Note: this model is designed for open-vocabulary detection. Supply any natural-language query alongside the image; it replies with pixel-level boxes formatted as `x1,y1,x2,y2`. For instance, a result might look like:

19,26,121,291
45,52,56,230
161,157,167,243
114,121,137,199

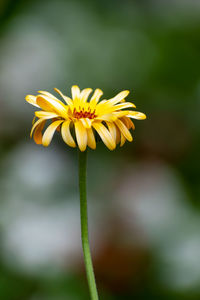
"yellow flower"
25,85,146,151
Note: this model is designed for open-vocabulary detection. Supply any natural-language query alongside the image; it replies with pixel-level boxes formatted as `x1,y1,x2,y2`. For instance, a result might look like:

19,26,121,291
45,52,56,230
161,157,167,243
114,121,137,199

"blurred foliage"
0,0,200,299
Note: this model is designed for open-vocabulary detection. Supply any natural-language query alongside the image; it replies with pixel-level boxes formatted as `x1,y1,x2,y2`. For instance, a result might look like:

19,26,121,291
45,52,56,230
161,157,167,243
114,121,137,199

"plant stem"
78,150,99,300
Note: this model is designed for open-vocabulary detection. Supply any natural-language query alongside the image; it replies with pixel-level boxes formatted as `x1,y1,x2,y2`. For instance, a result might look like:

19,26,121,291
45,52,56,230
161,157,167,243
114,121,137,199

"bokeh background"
0,0,200,299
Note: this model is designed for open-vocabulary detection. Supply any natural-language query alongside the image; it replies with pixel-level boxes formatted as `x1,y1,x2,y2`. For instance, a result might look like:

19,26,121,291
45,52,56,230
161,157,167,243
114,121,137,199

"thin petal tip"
140,113,147,120
79,147,87,152
72,84,80,89
122,90,130,98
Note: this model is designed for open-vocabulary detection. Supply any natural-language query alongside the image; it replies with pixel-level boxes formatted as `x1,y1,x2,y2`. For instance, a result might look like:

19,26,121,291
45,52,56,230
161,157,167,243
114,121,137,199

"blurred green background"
0,0,200,299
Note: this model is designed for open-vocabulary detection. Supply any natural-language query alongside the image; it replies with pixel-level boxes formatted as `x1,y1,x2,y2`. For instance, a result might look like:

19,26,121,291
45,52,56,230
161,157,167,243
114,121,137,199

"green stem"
78,150,99,300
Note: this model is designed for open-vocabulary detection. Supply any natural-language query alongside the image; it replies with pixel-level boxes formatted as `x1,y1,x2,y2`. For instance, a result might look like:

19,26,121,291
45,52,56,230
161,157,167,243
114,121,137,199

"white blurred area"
115,160,200,291
0,142,102,277
0,14,63,129
0,143,81,275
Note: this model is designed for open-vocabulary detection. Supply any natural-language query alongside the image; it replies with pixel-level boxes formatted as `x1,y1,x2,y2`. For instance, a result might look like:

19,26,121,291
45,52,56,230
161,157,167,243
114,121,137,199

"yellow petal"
30,118,46,137
125,111,146,120
32,116,36,125
90,89,103,106
87,128,96,149
97,102,136,115
25,95,39,107
128,118,135,129
92,122,116,150
38,91,59,100
75,120,87,151
108,90,129,105
96,114,117,122
36,96,68,118
42,120,63,147
121,117,135,130
116,127,121,144
61,120,76,147
95,100,109,112
80,118,92,128
97,100,107,105
115,119,133,142
33,120,45,144
112,102,136,111
35,111,59,119
80,88,93,103
106,121,117,142
54,88,73,107
120,133,126,147
120,116,129,128
112,111,128,118
71,85,80,100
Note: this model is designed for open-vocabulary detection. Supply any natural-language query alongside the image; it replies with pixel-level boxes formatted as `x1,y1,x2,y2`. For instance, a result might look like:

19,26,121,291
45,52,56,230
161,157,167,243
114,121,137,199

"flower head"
25,85,146,151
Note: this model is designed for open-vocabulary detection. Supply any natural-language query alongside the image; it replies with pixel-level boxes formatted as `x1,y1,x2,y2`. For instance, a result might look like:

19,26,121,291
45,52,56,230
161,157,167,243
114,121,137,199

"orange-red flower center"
73,107,97,119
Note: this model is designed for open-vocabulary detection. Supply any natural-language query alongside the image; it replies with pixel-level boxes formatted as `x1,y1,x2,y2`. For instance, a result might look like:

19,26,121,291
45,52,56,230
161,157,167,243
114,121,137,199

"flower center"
73,107,97,119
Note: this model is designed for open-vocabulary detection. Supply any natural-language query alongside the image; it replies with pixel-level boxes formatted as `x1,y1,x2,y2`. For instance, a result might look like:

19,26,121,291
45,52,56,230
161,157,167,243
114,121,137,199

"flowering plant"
26,85,146,299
